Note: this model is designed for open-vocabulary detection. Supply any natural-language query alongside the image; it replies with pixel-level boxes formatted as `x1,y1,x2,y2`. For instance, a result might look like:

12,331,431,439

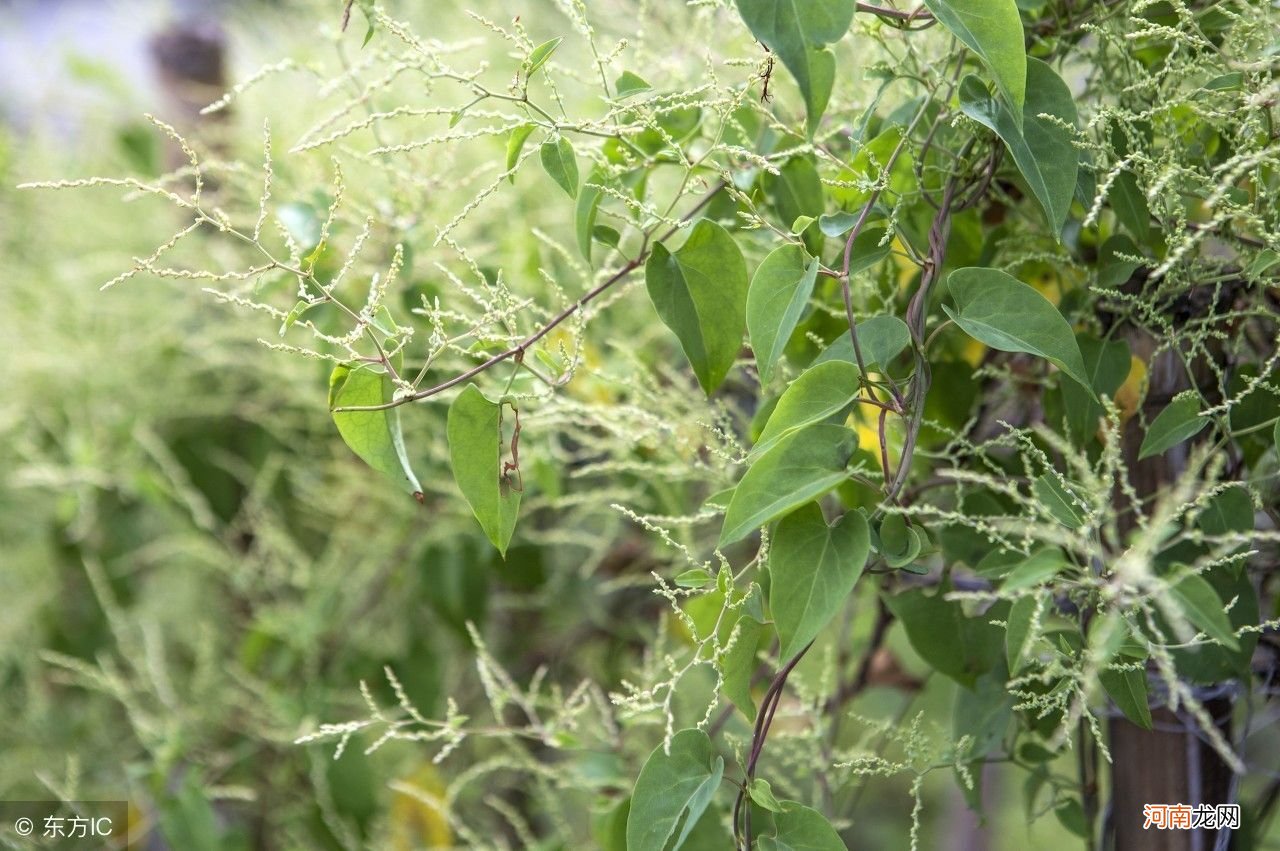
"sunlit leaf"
748,779,783,813
924,0,1026,118
814,313,911,373
615,70,652,98
525,37,562,77
446,385,521,556
576,169,604,264
752,360,860,458
329,363,423,499
757,801,846,850
505,124,535,181
720,615,766,720
540,137,579,198
720,424,857,547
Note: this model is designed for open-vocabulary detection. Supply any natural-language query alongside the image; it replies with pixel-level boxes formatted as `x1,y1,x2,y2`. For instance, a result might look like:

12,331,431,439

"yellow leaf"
1114,355,1148,422
390,765,452,850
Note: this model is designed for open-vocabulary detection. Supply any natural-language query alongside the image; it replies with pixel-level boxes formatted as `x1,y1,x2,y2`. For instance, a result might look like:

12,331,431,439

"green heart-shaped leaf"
627,729,724,851
645,220,749,394
770,502,870,658
733,0,854,134
329,362,423,498
958,58,1077,234
747,244,819,386
924,0,1027,118
757,801,846,850
814,313,911,373
942,266,1092,394
446,385,521,556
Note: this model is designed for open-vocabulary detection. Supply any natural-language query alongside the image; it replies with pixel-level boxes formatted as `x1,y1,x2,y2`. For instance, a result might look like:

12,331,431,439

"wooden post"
148,16,231,170
1106,335,1236,851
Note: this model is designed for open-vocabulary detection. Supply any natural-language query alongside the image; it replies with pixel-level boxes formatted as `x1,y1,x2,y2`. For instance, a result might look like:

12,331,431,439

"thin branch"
856,2,935,26
334,183,726,412
733,642,813,849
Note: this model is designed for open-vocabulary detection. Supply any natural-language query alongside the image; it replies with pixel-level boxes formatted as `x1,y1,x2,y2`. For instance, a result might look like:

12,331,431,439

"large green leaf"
446,385,521,556
747,244,820,386
575,170,604,264
627,729,725,851
757,801,846,850
924,0,1026,118
752,360,860,458
505,123,535,181
329,363,423,498
953,669,1014,757
540,137,579,198
942,267,1092,393
645,220,749,394
1138,395,1208,460
1032,475,1085,529
720,615,767,720
720,423,857,547
1005,594,1038,673
770,502,870,658
885,585,1005,687
814,314,911,372
1100,663,1152,730
958,58,1077,234
734,0,855,134
1168,571,1239,651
